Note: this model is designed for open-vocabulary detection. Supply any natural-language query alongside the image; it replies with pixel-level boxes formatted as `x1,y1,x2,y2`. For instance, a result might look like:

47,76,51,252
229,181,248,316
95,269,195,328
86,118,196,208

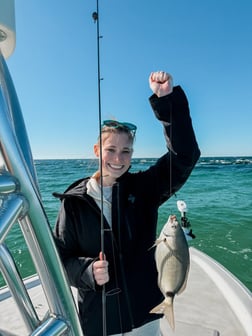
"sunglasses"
102,120,137,134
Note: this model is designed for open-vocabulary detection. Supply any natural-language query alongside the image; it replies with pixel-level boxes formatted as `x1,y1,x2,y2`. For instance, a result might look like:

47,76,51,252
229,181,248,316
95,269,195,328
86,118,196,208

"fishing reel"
177,200,196,241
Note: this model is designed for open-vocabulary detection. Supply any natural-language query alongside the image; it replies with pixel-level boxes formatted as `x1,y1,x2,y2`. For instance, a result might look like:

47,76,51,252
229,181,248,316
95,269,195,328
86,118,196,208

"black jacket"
53,86,200,335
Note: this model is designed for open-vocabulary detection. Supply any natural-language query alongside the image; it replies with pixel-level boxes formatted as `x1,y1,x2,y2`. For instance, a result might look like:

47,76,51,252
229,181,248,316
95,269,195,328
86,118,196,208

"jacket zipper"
114,182,135,329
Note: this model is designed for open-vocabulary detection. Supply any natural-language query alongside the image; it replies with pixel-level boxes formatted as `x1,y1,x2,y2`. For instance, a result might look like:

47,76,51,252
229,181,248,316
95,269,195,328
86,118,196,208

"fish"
150,215,190,330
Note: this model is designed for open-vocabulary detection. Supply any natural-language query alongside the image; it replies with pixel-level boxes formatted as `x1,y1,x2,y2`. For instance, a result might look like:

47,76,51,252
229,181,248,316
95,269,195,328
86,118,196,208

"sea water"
1,157,252,291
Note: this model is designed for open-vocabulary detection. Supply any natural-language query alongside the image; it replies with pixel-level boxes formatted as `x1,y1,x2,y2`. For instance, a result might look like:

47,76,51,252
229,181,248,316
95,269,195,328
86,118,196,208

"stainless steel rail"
0,51,83,335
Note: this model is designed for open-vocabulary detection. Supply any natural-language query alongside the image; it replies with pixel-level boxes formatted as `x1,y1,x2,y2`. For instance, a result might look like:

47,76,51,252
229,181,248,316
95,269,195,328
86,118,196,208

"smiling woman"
52,70,200,335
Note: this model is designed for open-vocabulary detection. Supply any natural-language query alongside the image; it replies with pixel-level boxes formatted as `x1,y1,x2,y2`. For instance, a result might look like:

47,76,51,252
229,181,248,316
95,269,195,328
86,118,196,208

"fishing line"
169,97,172,197
92,1,107,335
168,86,174,208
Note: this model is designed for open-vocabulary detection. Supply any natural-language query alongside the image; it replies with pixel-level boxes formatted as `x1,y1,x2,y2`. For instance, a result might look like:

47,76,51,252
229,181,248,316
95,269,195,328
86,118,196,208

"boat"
1,246,252,336
0,1,251,335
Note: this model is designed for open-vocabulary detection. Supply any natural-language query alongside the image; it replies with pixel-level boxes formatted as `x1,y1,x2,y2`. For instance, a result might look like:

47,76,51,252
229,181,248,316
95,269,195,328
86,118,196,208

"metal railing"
0,51,83,335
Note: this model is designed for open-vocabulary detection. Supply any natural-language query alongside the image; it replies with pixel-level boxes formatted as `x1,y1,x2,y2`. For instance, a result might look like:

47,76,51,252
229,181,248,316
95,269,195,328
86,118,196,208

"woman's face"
94,132,133,185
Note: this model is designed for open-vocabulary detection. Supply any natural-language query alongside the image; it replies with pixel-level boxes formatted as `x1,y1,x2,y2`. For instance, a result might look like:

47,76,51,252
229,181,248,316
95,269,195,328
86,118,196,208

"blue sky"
5,0,252,159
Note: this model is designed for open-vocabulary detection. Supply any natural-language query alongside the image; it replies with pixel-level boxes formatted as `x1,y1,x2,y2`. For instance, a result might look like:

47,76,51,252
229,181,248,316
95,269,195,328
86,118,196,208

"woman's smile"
107,163,125,170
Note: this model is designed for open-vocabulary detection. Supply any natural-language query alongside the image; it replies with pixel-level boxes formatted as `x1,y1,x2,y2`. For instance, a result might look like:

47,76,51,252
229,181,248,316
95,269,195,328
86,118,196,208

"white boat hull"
1,247,251,336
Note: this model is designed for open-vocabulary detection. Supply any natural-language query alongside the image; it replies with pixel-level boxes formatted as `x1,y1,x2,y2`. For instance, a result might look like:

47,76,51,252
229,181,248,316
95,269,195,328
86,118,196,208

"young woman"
53,71,200,335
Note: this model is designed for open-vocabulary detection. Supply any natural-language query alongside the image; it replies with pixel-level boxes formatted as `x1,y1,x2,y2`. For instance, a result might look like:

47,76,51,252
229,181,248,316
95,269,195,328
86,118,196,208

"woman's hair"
98,125,136,144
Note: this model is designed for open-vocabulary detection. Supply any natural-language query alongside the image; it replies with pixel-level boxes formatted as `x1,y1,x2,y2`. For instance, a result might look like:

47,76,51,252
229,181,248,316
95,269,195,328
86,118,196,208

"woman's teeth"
108,164,123,170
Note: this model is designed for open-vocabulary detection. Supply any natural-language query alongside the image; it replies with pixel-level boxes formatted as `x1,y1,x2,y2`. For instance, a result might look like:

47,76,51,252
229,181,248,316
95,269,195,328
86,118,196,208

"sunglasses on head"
102,120,137,134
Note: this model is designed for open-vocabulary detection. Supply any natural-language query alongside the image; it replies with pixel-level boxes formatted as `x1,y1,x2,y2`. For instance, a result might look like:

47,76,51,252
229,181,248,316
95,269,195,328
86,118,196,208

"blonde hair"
97,126,135,145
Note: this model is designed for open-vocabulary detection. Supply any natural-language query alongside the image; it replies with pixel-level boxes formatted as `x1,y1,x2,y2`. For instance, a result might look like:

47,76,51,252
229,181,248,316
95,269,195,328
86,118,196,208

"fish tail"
164,302,175,331
150,298,175,330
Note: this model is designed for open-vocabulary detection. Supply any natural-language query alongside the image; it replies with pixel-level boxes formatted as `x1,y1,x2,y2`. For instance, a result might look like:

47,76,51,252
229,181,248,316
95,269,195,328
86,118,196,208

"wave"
197,156,252,167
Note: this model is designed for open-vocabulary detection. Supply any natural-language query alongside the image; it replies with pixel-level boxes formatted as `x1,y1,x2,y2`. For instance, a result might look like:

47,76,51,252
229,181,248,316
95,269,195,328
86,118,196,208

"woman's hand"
93,252,109,286
149,71,173,97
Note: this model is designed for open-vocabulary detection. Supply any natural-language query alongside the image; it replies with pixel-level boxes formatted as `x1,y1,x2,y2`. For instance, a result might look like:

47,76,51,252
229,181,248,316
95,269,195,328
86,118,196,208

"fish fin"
177,277,188,295
148,238,163,250
150,298,175,330
155,238,164,245
148,242,156,250
177,264,190,295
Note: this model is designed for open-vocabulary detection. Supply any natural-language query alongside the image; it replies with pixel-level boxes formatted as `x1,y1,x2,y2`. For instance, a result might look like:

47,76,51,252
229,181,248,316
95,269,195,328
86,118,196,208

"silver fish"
150,215,190,330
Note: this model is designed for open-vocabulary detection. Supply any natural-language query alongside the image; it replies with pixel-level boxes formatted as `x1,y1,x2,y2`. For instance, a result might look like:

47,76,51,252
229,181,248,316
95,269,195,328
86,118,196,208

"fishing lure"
177,200,196,241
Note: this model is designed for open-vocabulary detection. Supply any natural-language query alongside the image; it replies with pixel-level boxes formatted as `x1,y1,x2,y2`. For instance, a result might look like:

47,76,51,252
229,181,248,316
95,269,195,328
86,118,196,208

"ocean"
1,156,252,292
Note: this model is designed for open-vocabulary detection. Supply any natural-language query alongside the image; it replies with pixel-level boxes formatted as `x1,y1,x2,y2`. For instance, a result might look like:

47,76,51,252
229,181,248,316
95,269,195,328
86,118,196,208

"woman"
53,71,200,335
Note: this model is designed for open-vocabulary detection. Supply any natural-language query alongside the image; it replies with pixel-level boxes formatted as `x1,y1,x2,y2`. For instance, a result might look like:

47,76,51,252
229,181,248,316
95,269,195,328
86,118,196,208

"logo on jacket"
128,194,135,203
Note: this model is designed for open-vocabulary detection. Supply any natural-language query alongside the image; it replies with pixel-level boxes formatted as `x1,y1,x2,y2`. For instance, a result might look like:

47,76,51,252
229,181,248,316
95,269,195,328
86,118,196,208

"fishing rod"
92,1,107,335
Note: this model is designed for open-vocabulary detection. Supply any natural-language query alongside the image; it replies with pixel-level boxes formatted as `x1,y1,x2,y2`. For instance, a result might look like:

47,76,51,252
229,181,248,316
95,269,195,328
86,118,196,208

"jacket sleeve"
148,85,200,204
53,198,97,291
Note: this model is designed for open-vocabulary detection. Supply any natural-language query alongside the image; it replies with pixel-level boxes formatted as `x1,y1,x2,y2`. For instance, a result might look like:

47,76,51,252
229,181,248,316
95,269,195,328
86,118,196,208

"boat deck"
0,248,251,336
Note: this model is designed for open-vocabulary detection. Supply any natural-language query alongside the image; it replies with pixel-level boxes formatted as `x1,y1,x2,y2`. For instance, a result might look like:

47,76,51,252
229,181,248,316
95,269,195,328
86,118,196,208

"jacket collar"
53,168,131,200
52,177,89,200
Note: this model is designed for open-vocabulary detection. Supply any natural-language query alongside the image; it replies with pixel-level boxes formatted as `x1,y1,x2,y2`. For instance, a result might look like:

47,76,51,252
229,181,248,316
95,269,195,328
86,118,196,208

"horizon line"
33,155,252,160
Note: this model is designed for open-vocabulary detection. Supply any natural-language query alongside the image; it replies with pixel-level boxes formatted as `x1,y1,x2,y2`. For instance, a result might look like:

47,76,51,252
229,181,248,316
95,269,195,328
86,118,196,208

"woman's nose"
113,152,123,163
114,154,121,162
